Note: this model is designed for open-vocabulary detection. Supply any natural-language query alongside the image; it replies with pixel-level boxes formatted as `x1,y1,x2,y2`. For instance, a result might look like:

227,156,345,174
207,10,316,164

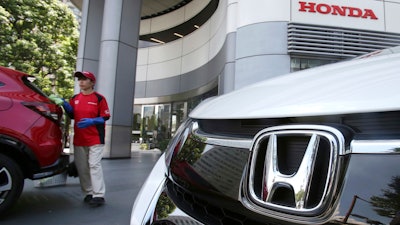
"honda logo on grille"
243,125,344,216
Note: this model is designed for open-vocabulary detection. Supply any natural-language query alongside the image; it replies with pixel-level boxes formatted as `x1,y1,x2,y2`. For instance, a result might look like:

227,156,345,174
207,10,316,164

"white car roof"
190,46,400,119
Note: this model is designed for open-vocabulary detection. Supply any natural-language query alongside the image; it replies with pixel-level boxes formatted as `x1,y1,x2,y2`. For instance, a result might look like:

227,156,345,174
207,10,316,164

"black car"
131,46,400,225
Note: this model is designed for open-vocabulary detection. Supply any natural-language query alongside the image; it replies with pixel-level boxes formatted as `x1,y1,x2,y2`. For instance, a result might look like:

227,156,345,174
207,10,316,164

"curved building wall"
139,0,212,36
235,21,291,89
233,1,291,89
135,0,235,104
136,0,400,104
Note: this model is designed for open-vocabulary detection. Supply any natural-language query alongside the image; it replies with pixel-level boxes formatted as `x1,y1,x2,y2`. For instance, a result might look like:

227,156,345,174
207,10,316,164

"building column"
233,0,290,90
75,0,104,80
76,0,142,158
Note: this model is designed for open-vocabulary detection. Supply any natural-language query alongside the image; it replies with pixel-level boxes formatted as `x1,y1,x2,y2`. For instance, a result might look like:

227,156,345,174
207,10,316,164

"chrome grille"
167,181,280,225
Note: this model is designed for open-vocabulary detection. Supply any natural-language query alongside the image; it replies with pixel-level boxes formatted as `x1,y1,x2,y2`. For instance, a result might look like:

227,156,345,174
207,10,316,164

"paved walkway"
0,147,162,225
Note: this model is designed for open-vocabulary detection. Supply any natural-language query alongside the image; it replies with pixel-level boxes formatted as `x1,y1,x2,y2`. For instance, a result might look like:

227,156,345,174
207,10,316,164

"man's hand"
77,117,105,129
49,94,64,106
49,94,73,116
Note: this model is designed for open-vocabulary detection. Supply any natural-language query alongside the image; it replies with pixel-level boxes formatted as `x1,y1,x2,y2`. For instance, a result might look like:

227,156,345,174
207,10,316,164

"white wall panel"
135,65,148,82
209,19,227,60
226,0,238,34
237,0,290,28
148,40,183,64
182,21,211,55
235,55,290,90
210,0,226,35
147,58,182,80
139,19,151,35
185,0,211,21
181,43,210,74
385,2,400,33
151,9,185,32
137,48,148,65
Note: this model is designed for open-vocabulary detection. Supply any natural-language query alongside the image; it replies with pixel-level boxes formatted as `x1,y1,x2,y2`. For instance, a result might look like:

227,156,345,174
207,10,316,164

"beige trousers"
74,145,106,198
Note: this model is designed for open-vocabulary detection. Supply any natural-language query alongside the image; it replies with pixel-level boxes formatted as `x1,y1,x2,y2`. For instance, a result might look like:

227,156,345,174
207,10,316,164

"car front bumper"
130,153,203,225
131,119,400,225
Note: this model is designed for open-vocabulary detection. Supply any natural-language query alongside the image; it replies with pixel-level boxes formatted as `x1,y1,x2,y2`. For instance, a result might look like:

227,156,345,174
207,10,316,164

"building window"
291,57,337,72
132,86,218,150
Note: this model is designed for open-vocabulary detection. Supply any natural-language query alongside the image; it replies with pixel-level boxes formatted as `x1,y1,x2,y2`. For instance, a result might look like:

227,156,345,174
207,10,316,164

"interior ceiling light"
150,37,165,44
174,32,184,38
139,1,218,44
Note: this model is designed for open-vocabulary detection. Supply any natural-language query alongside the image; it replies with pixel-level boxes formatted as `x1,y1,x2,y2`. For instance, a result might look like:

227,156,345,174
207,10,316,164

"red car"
0,66,69,215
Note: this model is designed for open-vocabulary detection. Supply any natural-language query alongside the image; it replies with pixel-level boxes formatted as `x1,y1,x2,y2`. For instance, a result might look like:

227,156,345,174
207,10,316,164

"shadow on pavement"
0,150,161,225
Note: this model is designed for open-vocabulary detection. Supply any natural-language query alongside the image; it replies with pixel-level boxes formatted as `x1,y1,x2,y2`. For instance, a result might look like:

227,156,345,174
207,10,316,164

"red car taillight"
22,102,61,124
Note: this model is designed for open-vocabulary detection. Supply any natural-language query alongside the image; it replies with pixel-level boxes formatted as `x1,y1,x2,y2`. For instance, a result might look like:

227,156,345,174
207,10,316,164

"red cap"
74,71,96,83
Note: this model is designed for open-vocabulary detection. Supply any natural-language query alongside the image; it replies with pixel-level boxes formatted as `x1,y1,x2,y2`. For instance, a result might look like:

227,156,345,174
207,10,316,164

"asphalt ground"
0,149,162,225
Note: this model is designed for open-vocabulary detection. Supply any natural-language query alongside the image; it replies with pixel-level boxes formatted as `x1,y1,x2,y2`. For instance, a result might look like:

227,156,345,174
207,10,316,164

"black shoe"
89,197,105,206
84,195,93,203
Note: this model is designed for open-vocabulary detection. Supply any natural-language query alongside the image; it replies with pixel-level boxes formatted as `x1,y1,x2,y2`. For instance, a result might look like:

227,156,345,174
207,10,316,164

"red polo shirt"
70,92,111,146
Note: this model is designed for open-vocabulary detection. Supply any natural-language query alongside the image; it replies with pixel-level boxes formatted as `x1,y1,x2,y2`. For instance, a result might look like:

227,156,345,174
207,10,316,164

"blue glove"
77,117,105,129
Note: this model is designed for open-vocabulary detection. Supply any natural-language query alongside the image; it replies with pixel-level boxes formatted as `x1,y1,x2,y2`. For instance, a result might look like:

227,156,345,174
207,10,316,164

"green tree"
0,0,79,98
155,193,176,219
371,176,400,219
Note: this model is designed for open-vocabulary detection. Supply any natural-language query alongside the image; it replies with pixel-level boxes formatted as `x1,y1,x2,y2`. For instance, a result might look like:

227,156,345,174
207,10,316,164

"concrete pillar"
75,0,104,79
99,0,141,158
76,0,142,158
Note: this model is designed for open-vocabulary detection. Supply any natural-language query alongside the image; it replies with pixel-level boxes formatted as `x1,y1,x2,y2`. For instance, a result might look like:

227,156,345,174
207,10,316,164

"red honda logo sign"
299,1,378,20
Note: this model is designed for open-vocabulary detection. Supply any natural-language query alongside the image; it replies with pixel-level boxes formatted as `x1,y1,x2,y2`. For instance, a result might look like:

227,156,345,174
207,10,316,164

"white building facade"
74,0,400,157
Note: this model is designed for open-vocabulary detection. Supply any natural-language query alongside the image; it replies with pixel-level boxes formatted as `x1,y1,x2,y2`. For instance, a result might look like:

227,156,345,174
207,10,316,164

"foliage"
175,134,205,165
156,138,170,152
155,193,176,219
371,176,400,219
0,0,79,98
